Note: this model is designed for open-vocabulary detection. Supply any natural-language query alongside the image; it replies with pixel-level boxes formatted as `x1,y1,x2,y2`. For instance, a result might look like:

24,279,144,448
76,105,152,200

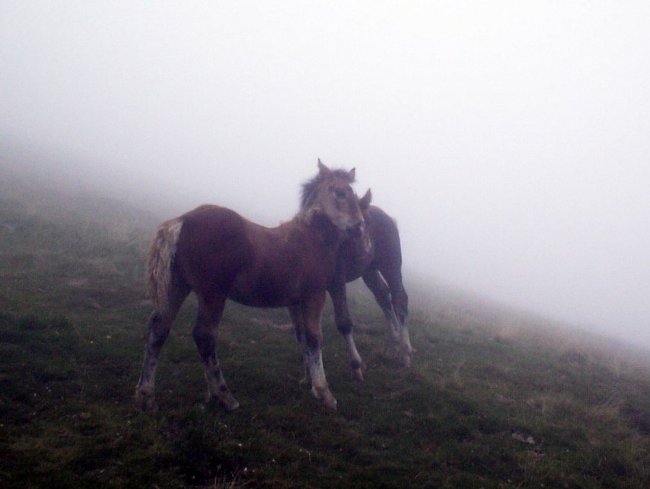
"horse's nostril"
348,223,363,239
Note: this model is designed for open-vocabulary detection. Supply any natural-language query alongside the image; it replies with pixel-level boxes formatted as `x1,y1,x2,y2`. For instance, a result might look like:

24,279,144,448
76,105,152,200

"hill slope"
1,176,650,488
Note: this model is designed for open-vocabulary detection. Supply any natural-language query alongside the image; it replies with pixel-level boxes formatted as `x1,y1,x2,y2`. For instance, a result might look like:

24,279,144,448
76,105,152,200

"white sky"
2,1,649,346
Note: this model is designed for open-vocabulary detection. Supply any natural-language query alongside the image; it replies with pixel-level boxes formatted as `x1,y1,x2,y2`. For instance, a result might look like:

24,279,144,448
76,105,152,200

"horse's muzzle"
347,222,365,239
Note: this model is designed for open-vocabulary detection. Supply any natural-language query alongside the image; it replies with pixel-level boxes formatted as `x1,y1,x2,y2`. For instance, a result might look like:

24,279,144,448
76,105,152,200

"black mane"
300,169,355,209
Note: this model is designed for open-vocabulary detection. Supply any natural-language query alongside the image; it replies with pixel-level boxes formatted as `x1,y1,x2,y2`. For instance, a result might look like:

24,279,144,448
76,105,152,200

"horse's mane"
300,169,355,209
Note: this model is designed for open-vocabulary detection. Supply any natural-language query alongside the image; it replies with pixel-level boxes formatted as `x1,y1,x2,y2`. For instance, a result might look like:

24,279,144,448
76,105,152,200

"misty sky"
2,1,649,346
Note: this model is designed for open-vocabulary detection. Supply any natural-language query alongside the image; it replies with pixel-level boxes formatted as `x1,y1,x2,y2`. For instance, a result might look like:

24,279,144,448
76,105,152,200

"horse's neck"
282,211,343,252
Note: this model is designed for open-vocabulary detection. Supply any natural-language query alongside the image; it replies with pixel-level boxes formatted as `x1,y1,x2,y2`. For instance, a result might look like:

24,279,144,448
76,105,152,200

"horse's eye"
334,188,347,199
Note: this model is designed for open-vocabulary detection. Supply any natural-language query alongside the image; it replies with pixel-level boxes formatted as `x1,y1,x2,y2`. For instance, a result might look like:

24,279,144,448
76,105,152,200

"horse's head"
301,159,371,240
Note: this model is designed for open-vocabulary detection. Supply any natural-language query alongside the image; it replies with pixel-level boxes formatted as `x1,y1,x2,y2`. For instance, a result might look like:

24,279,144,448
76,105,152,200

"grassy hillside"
1,174,650,488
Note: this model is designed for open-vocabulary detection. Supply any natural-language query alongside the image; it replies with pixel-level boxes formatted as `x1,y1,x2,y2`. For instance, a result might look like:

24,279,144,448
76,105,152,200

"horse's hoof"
135,390,158,412
312,386,337,410
352,368,365,383
325,397,338,410
210,391,240,412
223,398,240,411
401,352,412,368
403,342,416,356
322,393,338,411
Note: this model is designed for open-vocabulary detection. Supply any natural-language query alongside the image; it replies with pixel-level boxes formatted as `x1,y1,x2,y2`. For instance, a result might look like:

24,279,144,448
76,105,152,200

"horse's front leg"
328,278,364,382
288,305,309,385
302,292,337,410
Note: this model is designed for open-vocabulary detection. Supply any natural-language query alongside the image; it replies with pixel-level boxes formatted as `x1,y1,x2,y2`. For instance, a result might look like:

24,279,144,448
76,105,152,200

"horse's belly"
228,289,289,308
229,272,299,308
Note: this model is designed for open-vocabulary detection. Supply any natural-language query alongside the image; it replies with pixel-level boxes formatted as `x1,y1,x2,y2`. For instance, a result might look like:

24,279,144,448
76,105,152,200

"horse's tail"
146,218,183,314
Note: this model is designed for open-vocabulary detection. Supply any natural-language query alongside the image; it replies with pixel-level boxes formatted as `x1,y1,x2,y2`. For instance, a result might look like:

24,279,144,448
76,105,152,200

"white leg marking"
401,323,414,355
385,311,401,344
307,348,337,410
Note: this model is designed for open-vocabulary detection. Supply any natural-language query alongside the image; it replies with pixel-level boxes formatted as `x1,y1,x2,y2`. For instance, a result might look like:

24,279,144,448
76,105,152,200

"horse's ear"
348,167,356,181
359,188,372,210
318,159,331,175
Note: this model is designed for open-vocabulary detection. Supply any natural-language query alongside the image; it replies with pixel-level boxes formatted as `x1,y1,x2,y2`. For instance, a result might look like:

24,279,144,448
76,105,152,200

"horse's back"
173,205,329,307
179,205,249,247
175,205,253,295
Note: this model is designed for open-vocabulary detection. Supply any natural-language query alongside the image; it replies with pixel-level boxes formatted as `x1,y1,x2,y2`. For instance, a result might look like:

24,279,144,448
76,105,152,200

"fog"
2,2,649,347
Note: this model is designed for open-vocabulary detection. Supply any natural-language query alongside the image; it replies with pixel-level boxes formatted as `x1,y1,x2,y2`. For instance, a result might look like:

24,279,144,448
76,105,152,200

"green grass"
1,180,650,488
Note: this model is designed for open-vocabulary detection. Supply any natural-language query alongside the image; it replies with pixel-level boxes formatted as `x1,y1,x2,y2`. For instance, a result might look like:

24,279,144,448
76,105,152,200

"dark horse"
135,161,371,411
325,201,414,381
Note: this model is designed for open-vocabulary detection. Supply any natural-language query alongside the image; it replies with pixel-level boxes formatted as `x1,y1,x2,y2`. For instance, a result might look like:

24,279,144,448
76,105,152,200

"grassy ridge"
1,181,650,488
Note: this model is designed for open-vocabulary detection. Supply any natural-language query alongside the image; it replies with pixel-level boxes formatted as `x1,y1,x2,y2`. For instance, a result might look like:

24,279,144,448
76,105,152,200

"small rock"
512,432,536,445
495,394,513,404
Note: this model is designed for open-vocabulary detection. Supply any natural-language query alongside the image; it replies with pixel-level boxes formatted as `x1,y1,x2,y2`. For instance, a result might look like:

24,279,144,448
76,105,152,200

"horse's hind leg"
362,268,401,344
392,285,413,358
381,266,414,359
362,268,412,367
135,280,190,411
193,295,239,411
328,280,364,382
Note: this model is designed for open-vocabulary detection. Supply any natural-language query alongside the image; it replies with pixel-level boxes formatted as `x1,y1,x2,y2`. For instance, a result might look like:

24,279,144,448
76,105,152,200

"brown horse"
135,161,371,411
326,203,414,381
